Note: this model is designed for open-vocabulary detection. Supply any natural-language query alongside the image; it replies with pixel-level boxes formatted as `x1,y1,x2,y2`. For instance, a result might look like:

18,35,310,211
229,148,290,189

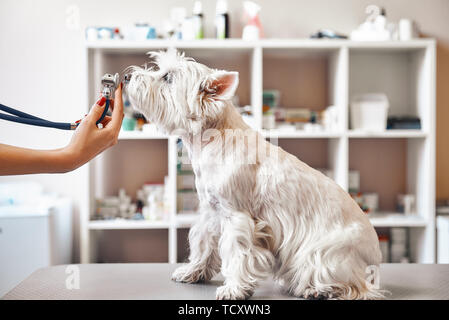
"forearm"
0,143,74,175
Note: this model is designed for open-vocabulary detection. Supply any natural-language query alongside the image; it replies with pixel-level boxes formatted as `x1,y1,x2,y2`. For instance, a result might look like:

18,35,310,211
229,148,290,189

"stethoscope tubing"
0,99,111,131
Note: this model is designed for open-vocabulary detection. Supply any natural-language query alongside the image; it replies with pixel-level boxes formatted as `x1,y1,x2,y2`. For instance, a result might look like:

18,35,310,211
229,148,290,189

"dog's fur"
127,49,384,300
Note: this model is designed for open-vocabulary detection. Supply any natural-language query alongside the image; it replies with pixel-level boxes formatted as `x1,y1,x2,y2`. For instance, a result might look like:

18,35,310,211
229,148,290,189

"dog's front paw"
171,264,205,283
216,285,252,300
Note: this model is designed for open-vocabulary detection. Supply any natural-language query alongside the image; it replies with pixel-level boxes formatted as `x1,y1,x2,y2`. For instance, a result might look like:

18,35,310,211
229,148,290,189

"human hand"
62,83,124,171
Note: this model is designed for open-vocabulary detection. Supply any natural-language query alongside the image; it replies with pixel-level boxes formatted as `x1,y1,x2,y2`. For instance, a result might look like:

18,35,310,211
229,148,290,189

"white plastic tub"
350,94,389,131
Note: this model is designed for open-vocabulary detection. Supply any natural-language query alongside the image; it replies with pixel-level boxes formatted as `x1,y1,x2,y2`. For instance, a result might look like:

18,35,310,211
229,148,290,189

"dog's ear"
200,71,239,101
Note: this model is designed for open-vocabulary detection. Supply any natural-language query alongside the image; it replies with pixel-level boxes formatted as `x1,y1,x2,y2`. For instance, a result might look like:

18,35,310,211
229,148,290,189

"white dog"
127,49,384,300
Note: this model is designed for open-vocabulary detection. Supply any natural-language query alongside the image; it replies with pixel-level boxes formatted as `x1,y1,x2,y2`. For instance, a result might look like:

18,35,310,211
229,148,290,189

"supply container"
350,93,389,131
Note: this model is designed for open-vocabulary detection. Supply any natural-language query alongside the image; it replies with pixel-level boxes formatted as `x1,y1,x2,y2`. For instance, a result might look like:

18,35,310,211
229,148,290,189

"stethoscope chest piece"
101,73,120,99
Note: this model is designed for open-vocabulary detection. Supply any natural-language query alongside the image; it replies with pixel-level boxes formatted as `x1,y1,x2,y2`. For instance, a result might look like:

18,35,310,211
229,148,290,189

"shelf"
368,213,428,227
347,130,427,138
87,214,201,230
118,130,426,140
118,129,344,140
88,219,171,230
86,39,435,51
86,39,256,50
118,130,168,140
88,213,428,229
347,39,435,51
261,130,341,139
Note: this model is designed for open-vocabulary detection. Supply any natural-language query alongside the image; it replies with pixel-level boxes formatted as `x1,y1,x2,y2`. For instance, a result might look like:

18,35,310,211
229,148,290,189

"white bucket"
350,94,389,131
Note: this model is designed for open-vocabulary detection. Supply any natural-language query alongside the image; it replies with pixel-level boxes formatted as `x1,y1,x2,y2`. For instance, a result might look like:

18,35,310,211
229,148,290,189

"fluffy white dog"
127,49,384,300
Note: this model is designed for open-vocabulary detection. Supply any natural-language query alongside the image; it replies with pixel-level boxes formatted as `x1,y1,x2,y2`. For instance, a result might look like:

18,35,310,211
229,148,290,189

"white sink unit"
0,197,72,297
81,39,436,264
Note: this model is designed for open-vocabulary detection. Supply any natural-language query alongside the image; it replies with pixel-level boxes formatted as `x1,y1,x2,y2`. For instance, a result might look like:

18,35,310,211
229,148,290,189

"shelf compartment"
349,138,431,224
92,139,168,204
262,46,346,133
95,229,169,262
263,47,341,110
276,138,346,188
348,46,433,132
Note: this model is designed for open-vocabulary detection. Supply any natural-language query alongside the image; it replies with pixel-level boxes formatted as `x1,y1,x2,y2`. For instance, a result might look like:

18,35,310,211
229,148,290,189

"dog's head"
126,48,239,134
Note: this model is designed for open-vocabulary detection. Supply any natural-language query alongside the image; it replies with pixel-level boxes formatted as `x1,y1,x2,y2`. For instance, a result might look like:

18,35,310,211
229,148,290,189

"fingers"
109,83,124,131
87,96,107,123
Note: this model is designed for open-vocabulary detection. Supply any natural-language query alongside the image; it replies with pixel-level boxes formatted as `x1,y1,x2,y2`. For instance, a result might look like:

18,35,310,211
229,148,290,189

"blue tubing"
0,103,48,121
0,103,73,130
0,99,110,130
96,99,110,125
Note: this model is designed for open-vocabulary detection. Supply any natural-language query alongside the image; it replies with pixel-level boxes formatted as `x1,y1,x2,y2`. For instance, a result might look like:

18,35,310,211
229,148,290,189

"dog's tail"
288,222,389,300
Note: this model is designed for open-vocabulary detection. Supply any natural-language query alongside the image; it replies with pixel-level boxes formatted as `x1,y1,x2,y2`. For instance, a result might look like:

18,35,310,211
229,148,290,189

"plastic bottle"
242,1,262,40
215,0,229,39
374,7,387,31
193,1,204,39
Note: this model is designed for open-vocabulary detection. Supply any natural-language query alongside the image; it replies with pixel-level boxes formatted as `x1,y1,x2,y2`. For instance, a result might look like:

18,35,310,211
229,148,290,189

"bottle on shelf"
193,1,204,39
215,0,229,39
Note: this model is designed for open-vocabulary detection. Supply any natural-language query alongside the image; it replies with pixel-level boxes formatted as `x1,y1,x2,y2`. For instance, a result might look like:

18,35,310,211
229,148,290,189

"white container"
399,19,415,41
177,174,196,190
350,93,389,131
379,237,389,263
397,194,416,215
177,191,199,212
348,170,360,193
437,216,449,263
263,114,276,130
363,193,379,213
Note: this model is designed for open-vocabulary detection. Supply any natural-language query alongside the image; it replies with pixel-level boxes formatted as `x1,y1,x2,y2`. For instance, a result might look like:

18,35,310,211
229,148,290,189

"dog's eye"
162,72,172,84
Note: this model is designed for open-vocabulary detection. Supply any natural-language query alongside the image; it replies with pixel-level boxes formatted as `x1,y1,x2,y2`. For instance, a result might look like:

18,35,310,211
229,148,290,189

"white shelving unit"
81,39,436,264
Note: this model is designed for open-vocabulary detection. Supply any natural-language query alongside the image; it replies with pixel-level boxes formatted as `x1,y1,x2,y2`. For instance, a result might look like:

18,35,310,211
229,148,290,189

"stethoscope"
0,72,131,130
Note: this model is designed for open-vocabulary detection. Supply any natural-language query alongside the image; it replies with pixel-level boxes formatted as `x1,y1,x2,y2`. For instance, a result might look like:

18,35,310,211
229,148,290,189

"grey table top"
3,263,449,300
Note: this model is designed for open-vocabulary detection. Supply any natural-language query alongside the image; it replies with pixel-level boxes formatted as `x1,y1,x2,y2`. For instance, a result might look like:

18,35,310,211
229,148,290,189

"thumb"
88,96,107,120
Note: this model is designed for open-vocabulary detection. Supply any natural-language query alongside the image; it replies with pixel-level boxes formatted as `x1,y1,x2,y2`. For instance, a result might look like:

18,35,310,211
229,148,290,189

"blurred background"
1,0,449,297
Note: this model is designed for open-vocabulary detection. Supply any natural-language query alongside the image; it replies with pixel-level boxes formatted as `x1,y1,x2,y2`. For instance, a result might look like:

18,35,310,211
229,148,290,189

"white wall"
1,0,448,262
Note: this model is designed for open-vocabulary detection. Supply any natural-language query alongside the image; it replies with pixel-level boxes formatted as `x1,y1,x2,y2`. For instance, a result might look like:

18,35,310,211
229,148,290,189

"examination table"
3,263,449,300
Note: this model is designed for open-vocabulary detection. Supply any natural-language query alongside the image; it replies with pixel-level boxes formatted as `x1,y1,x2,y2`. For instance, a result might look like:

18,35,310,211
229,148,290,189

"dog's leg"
172,210,221,283
216,211,274,300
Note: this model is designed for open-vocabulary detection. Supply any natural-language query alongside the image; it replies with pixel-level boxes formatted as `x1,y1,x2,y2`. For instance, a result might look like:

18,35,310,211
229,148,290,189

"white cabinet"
0,198,72,297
